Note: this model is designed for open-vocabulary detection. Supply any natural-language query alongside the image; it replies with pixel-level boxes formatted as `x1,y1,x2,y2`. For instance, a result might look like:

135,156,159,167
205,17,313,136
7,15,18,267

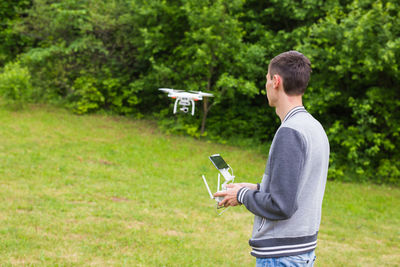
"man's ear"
273,74,281,89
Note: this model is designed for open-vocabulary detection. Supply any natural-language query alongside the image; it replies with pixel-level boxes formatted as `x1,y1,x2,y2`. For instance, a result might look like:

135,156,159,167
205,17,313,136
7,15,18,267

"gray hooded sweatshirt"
237,106,330,258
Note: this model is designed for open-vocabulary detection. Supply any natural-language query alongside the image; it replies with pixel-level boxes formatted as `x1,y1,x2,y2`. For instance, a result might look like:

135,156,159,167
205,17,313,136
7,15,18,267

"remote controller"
201,154,235,214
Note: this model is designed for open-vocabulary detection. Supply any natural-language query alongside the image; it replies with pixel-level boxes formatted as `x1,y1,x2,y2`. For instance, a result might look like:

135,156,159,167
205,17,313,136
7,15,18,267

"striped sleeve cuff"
237,187,250,204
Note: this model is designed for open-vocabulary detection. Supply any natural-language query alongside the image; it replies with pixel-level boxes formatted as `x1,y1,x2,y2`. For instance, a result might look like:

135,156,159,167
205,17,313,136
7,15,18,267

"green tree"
298,0,400,183
0,0,32,65
149,0,262,133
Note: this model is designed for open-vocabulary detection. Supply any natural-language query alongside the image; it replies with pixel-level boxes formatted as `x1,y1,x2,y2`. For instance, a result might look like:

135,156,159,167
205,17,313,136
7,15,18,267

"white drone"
158,88,213,115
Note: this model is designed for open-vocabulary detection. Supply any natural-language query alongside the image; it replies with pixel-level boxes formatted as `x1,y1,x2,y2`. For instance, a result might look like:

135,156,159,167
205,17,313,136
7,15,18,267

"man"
214,51,329,267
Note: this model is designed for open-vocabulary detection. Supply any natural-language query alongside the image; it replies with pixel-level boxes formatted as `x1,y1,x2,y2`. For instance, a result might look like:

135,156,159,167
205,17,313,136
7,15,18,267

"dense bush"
0,0,399,185
0,61,34,107
297,0,400,184
0,0,32,65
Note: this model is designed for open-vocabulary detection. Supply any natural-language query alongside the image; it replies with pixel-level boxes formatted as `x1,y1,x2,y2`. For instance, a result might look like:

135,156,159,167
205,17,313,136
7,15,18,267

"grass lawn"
0,105,399,266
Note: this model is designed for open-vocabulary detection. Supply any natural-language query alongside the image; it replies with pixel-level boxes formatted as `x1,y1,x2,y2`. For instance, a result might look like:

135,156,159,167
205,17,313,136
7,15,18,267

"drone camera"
180,107,189,113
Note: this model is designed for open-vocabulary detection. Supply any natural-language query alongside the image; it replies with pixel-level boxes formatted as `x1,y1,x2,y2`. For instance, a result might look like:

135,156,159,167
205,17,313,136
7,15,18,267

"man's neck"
276,96,303,122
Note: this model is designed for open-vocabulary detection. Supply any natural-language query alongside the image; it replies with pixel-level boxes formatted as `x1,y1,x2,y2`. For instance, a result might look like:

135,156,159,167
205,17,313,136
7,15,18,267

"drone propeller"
158,88,184,93
190,90,214,97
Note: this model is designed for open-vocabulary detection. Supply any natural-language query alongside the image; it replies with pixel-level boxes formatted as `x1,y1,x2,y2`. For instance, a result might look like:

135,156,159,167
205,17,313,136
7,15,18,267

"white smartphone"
208,154,234,182
209,154,229,170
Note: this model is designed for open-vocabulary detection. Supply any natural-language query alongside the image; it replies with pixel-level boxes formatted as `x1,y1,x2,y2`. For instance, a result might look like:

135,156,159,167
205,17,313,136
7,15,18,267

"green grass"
0,105,399,266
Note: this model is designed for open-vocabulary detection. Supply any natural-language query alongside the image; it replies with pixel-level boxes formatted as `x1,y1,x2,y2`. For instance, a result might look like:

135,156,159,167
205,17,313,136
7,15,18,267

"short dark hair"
269,51,311,95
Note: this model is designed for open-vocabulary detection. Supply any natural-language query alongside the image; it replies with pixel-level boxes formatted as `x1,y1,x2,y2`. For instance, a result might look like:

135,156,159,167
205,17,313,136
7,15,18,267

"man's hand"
213,183,244,207
237,183,258,190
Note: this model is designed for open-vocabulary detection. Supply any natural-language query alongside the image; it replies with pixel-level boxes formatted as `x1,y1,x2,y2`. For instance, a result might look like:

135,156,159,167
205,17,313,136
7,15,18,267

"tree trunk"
200,96,208,134
201,55,215,134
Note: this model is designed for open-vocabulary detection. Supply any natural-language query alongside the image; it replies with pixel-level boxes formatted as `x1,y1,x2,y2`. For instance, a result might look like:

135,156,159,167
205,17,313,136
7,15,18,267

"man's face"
265,72,276,107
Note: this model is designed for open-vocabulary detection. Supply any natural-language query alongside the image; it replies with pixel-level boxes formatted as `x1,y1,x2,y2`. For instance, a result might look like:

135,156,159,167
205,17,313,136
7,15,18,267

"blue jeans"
256,250,316,267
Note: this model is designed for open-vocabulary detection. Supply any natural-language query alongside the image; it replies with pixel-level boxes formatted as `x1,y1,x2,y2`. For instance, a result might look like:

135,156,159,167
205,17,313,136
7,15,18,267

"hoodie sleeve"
237,127,306,220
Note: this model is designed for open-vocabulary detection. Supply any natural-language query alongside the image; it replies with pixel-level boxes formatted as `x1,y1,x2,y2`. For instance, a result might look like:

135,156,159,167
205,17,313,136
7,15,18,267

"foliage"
1,0,399,185
0,61,34,107
69,76,104,114
0,0,32,65
298,0,400,184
